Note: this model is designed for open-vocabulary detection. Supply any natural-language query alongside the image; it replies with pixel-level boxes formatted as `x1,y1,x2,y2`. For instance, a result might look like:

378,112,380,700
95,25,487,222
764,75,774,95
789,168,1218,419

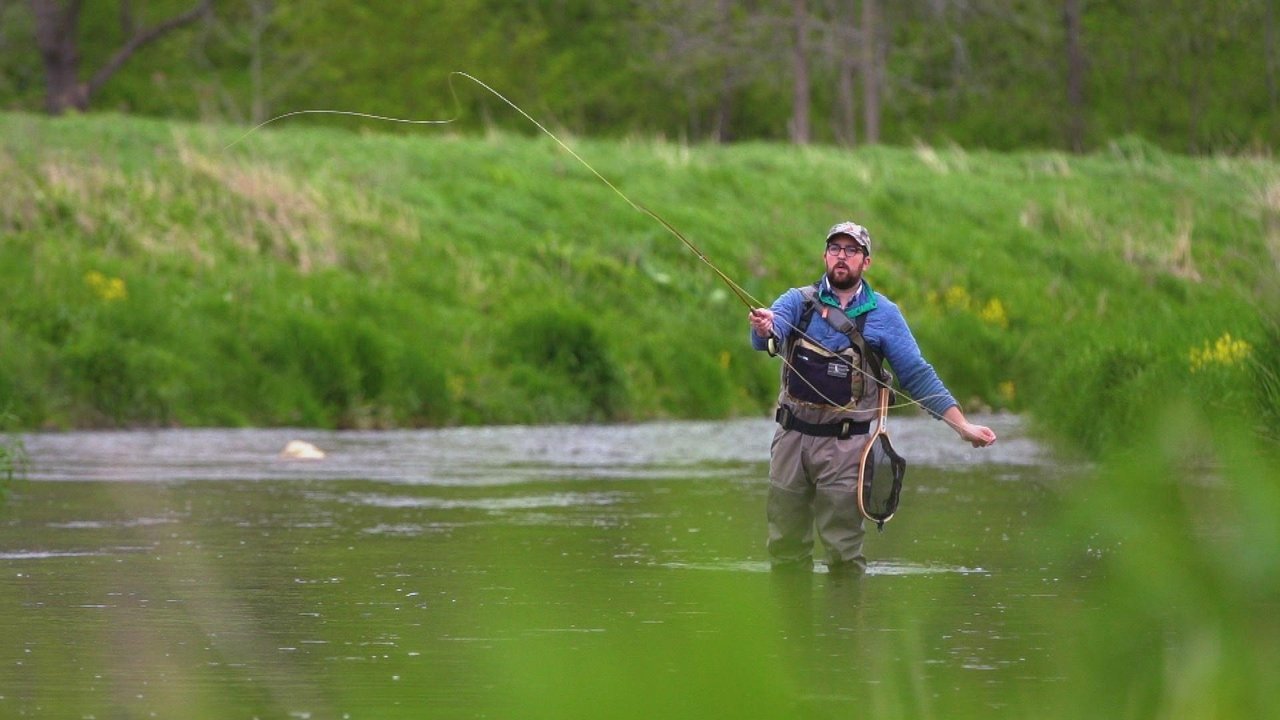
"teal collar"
817,277,877,318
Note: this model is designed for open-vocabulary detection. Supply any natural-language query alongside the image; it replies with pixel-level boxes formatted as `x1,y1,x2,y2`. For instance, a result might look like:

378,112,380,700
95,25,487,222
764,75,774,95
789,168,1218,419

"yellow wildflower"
979,298,1009,329
85,271,127,302
944,285,971,311
447,374,467,398
1189,333,1253,373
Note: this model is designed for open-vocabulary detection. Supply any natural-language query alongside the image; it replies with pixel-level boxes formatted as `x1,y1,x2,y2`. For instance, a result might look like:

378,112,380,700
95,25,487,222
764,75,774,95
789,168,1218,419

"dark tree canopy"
3,0,1277,154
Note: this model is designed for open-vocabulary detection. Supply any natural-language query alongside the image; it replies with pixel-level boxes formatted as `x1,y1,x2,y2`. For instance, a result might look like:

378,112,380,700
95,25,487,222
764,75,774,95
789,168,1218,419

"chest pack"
775,284,887,409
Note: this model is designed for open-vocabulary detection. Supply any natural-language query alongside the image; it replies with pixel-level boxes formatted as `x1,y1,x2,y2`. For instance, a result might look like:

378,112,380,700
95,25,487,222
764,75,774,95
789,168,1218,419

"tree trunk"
248,0,271,124
119,0,135,34
31,0,87,113
790,0,811,144
861,0,880,144
834,0,858,146
1267,0,1279,111
1063,0,1086,153
712,0,735,143
713,73,736,143
30,0,211,115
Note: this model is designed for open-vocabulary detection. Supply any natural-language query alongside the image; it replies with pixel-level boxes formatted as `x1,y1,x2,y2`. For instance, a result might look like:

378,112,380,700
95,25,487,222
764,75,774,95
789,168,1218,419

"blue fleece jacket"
751,276,958,419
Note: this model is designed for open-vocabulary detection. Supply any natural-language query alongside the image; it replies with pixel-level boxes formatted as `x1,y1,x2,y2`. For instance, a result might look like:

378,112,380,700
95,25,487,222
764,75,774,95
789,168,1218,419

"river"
1,415,1081,718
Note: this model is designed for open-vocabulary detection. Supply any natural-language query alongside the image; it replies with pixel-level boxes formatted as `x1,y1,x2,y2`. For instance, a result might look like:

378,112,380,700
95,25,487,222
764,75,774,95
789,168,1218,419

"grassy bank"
1,112,1277,454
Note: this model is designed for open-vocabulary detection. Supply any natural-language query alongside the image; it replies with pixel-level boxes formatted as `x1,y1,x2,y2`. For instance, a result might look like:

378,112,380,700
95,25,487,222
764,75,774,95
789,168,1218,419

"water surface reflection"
2,415,1074,718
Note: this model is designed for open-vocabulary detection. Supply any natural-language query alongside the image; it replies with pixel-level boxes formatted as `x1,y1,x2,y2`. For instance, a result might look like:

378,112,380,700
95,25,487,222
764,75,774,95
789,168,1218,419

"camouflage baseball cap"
826,221,872,253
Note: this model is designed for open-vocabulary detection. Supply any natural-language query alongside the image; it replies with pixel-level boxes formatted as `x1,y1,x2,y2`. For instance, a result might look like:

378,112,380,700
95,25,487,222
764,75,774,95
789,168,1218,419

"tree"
827,0,858,146
189,0,316,124
1063,0,1086,152
860,0,880,144
30,0,211,114
789,0,812,143
711,0,738,142
634,0,782,142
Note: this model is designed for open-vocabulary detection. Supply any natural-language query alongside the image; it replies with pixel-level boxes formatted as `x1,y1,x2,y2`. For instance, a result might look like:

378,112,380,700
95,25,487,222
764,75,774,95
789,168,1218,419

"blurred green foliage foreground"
1,112,1277,455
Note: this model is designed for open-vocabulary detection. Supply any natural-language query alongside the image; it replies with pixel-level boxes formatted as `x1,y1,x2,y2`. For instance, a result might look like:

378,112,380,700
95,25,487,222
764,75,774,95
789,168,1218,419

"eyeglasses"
826,244,867,258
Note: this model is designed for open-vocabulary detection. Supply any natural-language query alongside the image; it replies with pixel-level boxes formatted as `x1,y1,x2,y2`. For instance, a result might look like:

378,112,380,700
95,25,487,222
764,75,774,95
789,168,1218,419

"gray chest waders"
772,285,906,529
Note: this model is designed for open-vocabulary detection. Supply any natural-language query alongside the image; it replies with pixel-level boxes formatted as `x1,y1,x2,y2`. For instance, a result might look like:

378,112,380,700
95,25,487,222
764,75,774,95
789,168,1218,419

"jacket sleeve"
866,298,958,419
751,289,805,352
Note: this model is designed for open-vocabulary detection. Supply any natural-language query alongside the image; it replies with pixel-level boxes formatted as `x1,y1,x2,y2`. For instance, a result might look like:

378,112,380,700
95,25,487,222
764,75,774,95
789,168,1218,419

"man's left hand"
958,423,997,448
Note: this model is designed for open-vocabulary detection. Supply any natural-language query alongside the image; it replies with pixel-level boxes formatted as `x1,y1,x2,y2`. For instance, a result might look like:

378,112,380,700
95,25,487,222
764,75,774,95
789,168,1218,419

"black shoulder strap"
804,288,885,381
796,284,821,334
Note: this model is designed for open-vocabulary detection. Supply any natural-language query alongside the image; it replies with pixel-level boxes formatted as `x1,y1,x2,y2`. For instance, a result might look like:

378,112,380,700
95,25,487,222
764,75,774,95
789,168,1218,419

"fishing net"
856,388,906,530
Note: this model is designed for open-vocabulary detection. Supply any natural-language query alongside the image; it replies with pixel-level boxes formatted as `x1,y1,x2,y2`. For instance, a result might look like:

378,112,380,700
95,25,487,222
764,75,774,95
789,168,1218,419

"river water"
1,415,1081,718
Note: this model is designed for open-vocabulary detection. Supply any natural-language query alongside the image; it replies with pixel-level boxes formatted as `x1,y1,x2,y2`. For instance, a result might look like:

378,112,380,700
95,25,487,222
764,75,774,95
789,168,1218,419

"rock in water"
280,440,325,460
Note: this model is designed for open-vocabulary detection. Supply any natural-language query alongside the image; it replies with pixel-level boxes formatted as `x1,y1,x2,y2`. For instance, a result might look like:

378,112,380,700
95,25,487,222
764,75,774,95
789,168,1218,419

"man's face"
824,235,870,290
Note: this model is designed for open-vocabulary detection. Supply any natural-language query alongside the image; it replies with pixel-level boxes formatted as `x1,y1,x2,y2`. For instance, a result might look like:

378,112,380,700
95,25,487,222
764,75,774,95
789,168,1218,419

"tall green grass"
1,112,1277,457
1044,404,1280,719
0,413,25,500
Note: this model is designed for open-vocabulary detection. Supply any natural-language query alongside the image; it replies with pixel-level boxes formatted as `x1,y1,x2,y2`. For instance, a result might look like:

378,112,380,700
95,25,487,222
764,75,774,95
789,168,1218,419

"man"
749,221,997,575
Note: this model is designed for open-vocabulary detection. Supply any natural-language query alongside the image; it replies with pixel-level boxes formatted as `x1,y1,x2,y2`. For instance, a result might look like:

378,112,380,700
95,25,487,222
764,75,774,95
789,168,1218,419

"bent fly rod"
226,71,951,419
227,71,763,312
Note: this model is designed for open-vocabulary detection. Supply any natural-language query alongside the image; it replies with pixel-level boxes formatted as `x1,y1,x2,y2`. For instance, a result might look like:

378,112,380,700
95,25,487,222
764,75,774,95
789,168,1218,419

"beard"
827,265,859,290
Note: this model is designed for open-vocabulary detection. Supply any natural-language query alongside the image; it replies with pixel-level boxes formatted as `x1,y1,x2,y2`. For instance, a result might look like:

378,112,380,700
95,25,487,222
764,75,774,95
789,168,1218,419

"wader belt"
775,406,870,439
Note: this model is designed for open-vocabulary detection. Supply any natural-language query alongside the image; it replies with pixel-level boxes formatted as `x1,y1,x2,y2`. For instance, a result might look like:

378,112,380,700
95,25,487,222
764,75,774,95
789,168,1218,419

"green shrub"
502,307,627,422
347,320,389,401
61,331,184,426
1035,337,1167,456
1049,406,1280,719
653,342,733,418
390,343,450,426
0,411,29,500
242,313,359,427
1252,318,1280,442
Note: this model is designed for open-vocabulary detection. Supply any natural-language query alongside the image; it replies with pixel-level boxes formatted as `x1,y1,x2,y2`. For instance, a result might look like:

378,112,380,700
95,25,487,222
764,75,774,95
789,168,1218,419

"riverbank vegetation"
2,112,1278,459
0,412,25,501
0,439,21,497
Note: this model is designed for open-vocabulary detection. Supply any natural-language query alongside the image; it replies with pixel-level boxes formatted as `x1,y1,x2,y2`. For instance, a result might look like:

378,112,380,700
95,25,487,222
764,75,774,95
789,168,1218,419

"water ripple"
17,415,1047,485
659,560,989,576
